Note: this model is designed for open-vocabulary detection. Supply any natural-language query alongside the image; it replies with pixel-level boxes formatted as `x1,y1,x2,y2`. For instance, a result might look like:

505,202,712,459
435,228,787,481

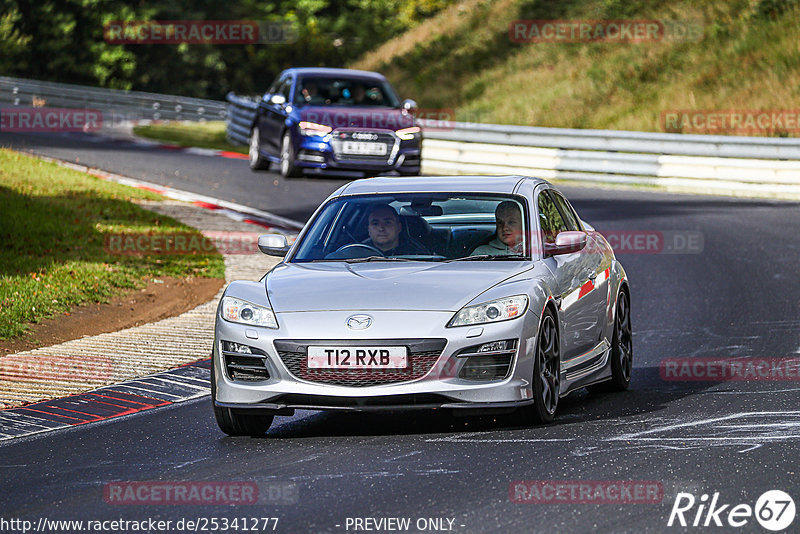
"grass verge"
352,0,800,135
0,149,225,340
132,121,247,153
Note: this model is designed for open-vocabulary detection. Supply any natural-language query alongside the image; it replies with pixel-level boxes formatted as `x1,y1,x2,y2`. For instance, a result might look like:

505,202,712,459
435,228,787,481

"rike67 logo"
668,490,795,531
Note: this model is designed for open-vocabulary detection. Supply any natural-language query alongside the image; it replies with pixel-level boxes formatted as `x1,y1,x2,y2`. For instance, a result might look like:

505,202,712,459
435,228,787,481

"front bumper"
213,309,540,412
293,131,421,175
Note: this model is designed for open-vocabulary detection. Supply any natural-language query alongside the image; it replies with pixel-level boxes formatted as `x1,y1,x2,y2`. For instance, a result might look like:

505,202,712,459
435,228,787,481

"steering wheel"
325,243,386,259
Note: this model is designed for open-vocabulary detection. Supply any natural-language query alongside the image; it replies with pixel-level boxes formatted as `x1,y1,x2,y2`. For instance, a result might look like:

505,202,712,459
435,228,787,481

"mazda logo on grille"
352,132,378,141
346,315,373,330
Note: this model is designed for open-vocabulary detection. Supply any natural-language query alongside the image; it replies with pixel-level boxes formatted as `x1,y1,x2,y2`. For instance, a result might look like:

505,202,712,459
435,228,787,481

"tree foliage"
0,0,454,99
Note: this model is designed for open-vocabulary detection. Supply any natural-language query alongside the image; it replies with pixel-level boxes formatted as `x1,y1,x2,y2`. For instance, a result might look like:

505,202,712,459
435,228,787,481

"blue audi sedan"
248,68,422,177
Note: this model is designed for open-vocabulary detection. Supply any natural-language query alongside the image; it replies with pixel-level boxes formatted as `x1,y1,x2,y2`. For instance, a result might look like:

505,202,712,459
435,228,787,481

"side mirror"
258,234,290,256
402,99,418,113
545,231,587,256
269,94,286,106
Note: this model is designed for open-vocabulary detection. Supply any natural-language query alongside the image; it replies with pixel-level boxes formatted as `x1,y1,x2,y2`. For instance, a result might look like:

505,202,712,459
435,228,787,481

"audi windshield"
294,76,401,107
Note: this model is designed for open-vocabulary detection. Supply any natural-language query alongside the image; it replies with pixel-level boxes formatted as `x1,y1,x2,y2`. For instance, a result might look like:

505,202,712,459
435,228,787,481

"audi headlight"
396,126,421,140
220,297,278,328
299,121,332,136
448,295,529,327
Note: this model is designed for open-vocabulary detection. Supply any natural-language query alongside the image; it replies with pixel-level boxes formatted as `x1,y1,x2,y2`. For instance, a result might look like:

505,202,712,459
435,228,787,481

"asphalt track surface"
2,131,800,533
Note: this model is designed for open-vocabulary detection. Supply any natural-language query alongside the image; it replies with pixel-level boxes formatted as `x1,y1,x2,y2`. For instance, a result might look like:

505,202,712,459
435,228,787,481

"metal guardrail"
0,76,228,122
225,92,258,145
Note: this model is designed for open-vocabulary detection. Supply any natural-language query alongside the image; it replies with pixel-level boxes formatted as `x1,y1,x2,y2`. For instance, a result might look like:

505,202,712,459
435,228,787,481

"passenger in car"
365,204,430,256
470,201,524,255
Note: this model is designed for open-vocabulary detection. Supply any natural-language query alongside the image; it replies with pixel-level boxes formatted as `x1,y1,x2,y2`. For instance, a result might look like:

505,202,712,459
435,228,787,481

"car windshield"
293,77,401,108
290,193,530,262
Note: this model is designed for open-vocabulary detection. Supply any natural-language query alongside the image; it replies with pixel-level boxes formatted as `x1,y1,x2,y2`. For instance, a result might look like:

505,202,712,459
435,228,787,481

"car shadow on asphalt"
254,365,716,439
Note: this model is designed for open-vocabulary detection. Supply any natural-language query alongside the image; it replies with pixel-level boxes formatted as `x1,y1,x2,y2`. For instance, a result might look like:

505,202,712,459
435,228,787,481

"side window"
278,78,293,100
537,191,568,244
267,75,281,95
549,191,581,231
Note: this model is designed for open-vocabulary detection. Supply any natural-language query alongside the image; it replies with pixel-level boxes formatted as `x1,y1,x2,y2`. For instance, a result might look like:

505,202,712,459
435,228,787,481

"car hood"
266,261,532,313
298,105,415,131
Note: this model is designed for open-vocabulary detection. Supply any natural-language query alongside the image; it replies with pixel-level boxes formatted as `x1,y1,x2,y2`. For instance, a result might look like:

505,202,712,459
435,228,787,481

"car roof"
284,67,387,81
337,175,551,196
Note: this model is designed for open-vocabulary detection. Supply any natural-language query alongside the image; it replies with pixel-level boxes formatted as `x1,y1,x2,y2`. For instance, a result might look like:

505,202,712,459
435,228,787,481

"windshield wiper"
443,254,527,262
345,256,417,263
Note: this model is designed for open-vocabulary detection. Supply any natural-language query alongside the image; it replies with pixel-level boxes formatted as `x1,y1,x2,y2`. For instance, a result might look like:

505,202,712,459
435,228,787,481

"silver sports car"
212,175,631,435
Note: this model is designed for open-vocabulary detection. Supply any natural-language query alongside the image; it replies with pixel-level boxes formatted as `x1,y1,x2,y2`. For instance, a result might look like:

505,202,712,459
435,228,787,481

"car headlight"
299,121,332,136
220,296,278,328
448,295,529,327
396,126,420,140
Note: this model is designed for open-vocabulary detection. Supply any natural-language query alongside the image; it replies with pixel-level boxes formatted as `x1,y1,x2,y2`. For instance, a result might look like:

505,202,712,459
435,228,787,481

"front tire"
280,131,302,177
211,359,273,436
522,309,560,424
248,128,270,171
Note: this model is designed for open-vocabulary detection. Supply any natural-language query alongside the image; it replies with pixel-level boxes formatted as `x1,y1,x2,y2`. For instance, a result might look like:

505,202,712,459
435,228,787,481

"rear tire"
249,128,270,171
211,359,273,436
521,309,560,424
588,288,632,393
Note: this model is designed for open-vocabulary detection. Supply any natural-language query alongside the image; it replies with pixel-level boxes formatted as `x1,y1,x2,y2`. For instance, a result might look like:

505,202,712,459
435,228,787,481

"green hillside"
351,0,800,135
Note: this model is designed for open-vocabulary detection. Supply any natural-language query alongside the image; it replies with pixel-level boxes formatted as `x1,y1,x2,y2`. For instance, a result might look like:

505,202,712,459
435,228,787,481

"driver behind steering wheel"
365,204,429,256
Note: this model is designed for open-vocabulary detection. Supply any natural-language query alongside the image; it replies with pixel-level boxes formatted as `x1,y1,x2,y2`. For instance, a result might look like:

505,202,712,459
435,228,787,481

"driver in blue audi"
365,204,429,256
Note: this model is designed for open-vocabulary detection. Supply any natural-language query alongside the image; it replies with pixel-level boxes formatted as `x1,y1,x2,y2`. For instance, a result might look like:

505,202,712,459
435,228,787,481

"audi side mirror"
402,99,418,113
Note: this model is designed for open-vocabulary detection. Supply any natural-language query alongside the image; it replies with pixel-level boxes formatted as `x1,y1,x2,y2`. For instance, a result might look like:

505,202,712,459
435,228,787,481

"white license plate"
307,346,407,369
341,141,387,155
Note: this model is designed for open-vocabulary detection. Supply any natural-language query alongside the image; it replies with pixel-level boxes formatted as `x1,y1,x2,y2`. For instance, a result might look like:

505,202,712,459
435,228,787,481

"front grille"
273,339,447,387
330,131,397,163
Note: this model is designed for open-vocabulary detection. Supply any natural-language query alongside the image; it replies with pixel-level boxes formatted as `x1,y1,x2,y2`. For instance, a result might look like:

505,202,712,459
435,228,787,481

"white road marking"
610,410,800,440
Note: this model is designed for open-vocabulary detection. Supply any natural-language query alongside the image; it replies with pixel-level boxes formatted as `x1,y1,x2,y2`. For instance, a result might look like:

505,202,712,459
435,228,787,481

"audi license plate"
307,346,407,369
341,141,387,155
